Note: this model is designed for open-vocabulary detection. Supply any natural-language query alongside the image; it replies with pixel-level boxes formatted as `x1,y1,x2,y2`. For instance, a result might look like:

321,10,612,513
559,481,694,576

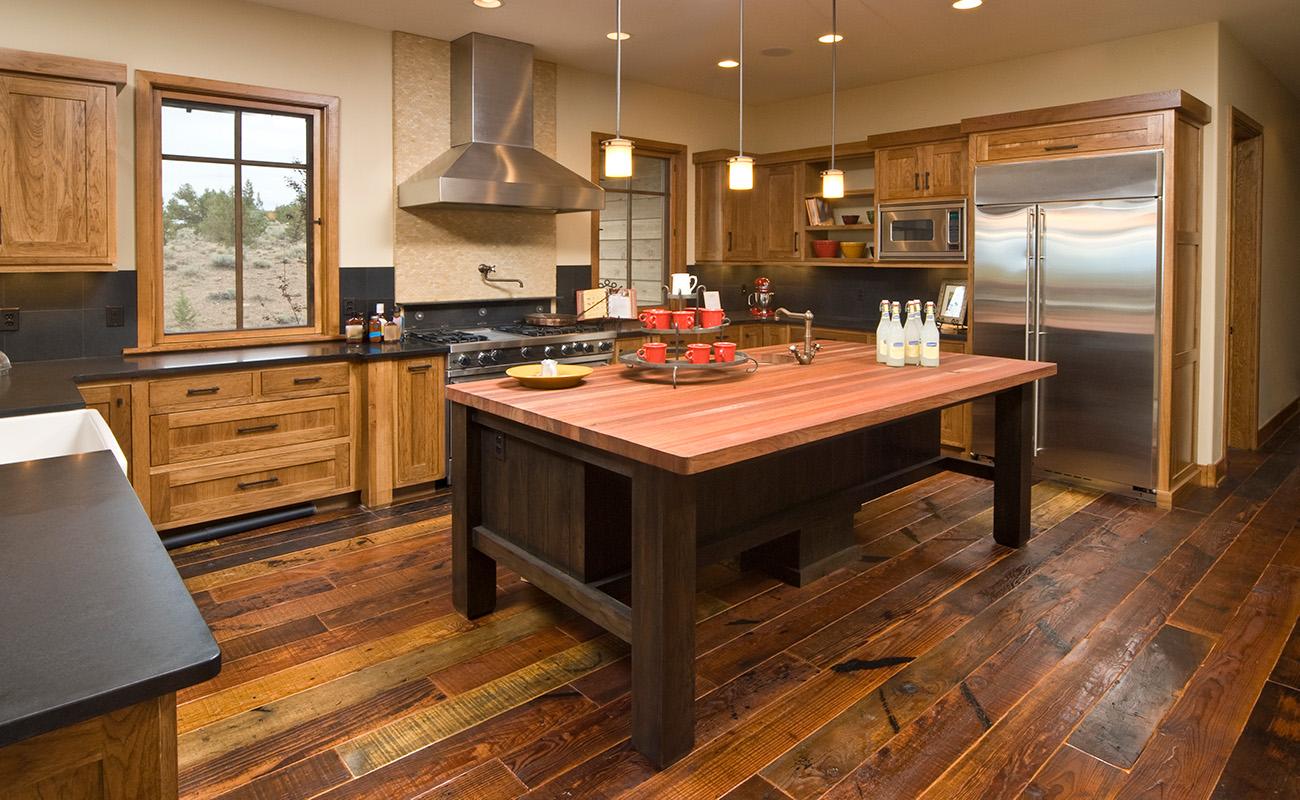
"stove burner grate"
493,323,600,337
405,328,489,345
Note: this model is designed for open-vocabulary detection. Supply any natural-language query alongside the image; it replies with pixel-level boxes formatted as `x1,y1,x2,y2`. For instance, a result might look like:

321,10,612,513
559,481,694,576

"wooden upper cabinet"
757,163,800,261
875,140,967,202
972,113,1164,163
694,161,725,262
723,176,759,261
0,49,125,270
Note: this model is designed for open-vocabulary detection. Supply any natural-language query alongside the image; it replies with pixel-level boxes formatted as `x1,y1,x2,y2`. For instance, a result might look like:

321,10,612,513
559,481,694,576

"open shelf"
805,188,875,199
805,224,873,231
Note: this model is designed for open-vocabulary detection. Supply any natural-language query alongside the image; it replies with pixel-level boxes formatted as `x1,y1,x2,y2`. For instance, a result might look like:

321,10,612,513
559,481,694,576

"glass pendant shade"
821,168,845,199
728,155,754,190
603,137,634,178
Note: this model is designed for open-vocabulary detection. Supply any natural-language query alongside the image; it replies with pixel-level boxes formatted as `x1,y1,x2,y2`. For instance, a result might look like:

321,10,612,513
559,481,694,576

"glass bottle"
887,301,906,367
904,300,922,365
921,301,941,367
345,311,365,343
875,300,890,363
368,303,385,342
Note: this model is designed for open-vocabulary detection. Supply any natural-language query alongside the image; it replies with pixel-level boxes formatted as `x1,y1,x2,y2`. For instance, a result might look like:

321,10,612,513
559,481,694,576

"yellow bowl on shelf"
840,241,867,259
506,363,594,389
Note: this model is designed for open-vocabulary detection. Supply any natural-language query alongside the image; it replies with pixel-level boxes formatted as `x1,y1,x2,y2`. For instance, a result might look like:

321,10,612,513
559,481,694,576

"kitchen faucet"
479,263,524,288
774,307,821,365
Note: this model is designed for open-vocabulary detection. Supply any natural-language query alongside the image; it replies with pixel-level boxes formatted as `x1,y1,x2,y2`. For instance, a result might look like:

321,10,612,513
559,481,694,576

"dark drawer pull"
237,476,280,490
1044,143,1080,152
407,364,433,373
186,386,220,396
236,423,280,435
292,376,323,385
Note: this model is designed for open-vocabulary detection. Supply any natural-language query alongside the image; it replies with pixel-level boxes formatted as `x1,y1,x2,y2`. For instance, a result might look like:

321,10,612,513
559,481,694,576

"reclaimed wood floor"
173,418,1300,800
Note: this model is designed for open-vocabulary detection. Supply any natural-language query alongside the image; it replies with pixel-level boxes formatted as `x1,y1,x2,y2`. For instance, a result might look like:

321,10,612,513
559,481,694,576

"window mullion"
234,110,244,330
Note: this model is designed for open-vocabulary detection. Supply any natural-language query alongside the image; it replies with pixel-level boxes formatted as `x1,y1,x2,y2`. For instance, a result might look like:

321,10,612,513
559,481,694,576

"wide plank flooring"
173,418,1300,799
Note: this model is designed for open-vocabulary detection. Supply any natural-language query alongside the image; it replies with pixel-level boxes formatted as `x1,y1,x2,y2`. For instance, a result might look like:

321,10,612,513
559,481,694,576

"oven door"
878,201,966,260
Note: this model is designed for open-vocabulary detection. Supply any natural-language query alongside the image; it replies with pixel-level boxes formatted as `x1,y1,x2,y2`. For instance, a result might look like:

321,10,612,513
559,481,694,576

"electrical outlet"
343,297,359,318
0,308,18,333
105,306,125,328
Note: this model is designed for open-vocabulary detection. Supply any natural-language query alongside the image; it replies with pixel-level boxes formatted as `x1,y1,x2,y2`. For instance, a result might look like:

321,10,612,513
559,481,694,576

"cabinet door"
79,383,132,479
762,324,792,346
939,341,969,451
394,357,446,487
737,324,764,351
695,162,725,262
0,75,113,264
757,164,800,261
724,178,760,261
875,146,923,202
923,140,967,198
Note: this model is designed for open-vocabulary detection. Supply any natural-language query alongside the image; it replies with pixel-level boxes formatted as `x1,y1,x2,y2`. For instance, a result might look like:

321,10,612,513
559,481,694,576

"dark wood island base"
449,343,1053,767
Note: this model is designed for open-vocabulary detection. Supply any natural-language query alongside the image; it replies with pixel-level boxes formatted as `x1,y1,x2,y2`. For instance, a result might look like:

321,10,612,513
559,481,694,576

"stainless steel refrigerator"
971,150,1162,494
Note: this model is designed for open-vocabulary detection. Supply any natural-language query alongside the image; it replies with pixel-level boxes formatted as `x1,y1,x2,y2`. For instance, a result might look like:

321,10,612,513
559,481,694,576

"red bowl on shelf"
811,239,840,259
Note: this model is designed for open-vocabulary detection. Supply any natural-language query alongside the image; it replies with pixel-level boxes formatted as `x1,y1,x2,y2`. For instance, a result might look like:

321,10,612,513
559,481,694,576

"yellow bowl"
840,241,867,258
506,363,594,389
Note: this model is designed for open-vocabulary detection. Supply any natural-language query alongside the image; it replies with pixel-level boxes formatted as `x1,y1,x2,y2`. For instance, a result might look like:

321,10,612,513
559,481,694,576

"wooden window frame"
133,71,340,352
590,132,687,302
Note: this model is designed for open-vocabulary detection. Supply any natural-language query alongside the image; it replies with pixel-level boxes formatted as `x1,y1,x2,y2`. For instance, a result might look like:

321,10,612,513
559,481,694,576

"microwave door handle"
947,210,959,247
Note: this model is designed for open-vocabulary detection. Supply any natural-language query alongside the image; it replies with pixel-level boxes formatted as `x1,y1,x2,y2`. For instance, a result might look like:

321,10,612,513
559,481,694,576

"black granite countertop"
0,451,221,747
0,338,448,419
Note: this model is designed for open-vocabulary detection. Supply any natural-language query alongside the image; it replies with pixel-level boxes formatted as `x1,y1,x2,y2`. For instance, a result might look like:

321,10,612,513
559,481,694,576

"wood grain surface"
448,343,1054,474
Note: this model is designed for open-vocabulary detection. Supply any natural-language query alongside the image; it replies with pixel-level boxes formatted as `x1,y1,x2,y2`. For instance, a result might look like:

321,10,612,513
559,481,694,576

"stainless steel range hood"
398,33,603,214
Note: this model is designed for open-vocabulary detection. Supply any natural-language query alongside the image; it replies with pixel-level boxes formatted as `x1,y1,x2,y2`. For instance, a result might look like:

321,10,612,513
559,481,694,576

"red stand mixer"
747,276,776,318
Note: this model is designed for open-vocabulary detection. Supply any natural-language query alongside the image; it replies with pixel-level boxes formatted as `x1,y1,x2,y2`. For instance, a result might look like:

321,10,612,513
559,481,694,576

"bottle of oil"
368,303,385,343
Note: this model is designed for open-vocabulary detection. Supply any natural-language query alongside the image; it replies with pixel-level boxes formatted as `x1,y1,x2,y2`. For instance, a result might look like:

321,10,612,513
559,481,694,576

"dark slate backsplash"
339,266,396,330
0,272,137,362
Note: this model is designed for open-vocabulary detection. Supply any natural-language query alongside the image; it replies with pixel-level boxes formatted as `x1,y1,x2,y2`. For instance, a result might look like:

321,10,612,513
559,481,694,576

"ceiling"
251,0,1300,104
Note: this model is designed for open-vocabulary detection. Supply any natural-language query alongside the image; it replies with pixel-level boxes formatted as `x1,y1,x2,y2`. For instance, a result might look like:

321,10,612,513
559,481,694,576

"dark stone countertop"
0,451,221,747
0,338,448,419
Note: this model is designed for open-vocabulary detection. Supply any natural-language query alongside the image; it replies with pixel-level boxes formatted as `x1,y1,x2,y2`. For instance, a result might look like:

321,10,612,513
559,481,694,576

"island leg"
993,383,1033,548
452,403,496,618
631,464,697,769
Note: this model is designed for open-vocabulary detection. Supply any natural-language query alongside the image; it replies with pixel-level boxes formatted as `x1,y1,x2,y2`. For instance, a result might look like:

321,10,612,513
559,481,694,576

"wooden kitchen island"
447,341,1055,768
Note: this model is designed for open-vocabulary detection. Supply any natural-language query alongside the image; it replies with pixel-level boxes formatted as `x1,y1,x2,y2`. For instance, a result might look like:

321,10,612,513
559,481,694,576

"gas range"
406,324,617,380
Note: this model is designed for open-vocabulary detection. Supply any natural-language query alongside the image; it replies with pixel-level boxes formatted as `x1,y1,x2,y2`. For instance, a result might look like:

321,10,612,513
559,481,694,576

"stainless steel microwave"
878,200,966,260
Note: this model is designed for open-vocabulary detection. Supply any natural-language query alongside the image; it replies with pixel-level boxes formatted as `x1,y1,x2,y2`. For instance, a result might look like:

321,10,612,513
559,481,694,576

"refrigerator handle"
1024,208,1035,361
1034,209,1046,455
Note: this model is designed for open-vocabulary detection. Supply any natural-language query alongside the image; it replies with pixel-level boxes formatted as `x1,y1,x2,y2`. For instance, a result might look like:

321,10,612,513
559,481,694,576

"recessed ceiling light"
606,31,631,40
952,0,982,8
818,33,844,44
473,0,501,7
717,59,740,68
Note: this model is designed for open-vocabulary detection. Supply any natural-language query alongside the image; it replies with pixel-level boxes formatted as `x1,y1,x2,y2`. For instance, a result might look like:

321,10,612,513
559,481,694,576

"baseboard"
1258,397,1300,448
1196,457,1227,488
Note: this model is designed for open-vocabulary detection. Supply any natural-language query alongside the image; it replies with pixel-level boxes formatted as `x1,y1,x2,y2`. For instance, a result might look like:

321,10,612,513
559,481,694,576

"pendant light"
820,0,844,199
727,0,754,191
602,0,634,178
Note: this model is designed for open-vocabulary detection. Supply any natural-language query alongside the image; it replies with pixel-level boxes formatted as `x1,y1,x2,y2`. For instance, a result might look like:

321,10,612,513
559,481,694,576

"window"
136,72,338,350
591,134,685,307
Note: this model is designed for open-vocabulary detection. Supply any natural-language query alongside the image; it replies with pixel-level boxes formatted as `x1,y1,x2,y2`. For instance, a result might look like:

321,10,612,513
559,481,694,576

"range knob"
560,343,575,357
576,342,592,353
543,345,559,359
454,354,473,368
598,340,613,352
520,346,535,359
475,351,494,366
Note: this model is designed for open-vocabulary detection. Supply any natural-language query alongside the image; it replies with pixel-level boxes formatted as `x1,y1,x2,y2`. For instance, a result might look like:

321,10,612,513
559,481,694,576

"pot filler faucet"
774,307,821,365
479,263,525,288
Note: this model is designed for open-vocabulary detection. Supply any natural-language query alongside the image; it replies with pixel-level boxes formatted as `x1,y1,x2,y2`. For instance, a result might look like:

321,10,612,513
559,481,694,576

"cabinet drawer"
151,443,351,529
260,362,350,397
150,395,350,466
974,114,1164,162
149,371,253,410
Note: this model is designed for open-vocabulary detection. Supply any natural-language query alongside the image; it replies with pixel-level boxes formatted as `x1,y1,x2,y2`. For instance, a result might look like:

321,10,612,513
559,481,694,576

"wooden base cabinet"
363,356,447,508
80,382,132,479
0,694,176,800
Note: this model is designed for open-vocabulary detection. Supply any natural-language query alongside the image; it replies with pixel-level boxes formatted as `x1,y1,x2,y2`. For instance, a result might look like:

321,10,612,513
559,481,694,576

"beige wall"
1215,29,1300,436
554,64,741,266
750,24,1236,463
3,0,393,270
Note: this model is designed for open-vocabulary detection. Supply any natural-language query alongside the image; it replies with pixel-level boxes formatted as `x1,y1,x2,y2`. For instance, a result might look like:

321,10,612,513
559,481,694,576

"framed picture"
937,280,968,326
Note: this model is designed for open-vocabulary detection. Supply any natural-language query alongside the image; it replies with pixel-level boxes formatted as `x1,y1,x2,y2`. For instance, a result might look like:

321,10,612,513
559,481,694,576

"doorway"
1225,110,1264,450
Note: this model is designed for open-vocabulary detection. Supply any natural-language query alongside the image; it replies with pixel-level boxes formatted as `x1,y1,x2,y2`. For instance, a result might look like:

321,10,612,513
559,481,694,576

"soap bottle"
368,303,385,343
345,310,365,343
887,301,906,367
875,300,890,363
921,301,941,367
904,300,922,365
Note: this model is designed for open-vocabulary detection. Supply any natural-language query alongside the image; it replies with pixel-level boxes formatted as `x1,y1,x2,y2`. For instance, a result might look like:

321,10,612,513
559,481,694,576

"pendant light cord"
830,0,837,171
738,0,744,156
615,0,622,139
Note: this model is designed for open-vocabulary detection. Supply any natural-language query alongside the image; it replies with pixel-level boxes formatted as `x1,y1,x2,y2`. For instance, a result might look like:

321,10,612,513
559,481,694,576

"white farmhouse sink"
0,409,128,475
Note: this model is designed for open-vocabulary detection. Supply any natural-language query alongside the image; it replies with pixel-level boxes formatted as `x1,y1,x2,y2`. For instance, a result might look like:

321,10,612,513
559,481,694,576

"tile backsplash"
0,272,137,362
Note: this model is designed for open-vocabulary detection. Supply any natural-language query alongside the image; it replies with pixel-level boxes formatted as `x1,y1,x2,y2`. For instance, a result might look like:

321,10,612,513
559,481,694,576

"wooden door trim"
1224,108,1263,451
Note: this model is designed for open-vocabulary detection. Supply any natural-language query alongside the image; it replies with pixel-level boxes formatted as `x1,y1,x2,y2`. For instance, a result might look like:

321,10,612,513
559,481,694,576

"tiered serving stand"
618,284,759,388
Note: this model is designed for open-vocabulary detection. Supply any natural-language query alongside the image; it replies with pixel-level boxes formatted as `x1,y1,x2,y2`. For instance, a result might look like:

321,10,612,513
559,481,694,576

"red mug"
671,309,697,331
637,342,668,363
713,341,737,362
698,308,727,328
685,343,712,364
638,308,669,329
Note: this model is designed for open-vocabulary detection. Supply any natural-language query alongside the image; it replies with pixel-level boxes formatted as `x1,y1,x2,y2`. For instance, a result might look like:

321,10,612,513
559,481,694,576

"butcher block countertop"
447,341,1056,474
